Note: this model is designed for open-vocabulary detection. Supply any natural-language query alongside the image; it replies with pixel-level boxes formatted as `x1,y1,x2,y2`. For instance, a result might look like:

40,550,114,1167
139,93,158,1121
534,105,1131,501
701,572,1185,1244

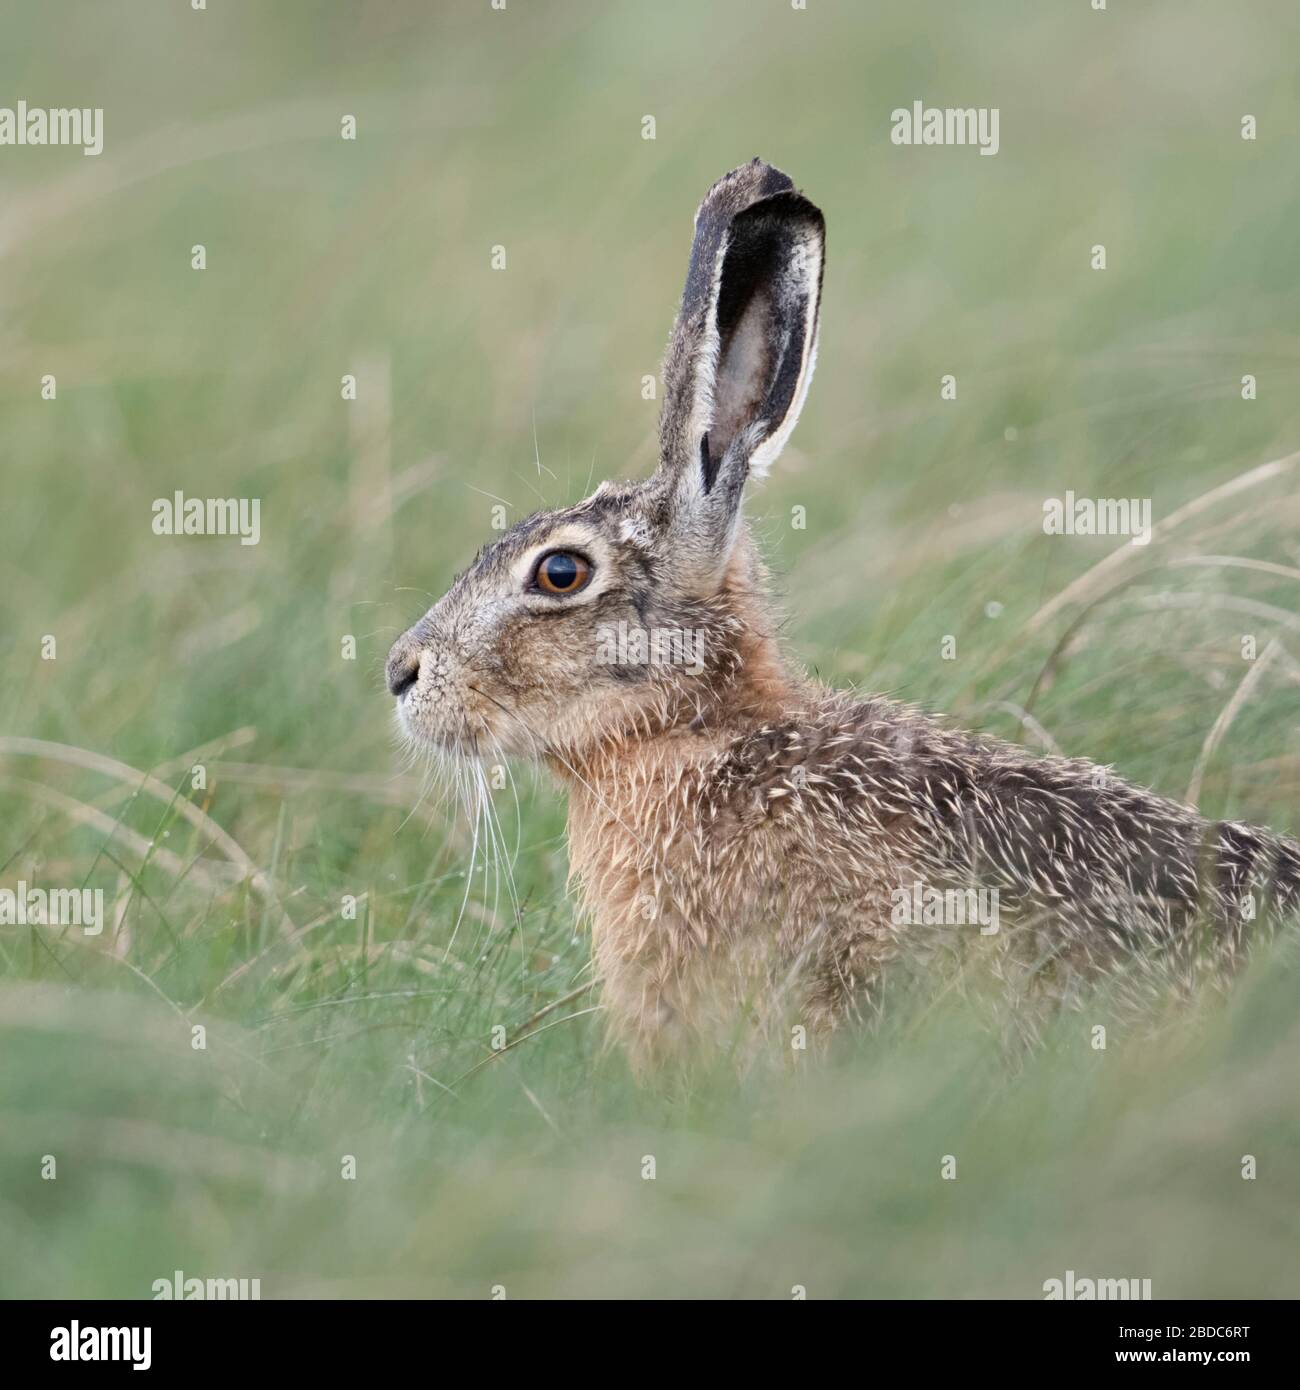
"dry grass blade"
1028,450,1300,633
4,774,244,894
0,737,293,935
1185,639,1284,808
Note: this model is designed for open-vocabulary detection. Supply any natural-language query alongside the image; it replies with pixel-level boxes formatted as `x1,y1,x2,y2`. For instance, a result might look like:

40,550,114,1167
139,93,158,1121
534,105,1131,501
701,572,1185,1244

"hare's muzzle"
386,622,482,752
386,638,421,699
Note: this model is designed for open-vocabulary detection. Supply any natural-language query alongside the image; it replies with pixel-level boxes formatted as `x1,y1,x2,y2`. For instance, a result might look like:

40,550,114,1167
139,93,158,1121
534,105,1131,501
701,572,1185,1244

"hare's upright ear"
653,159,824,576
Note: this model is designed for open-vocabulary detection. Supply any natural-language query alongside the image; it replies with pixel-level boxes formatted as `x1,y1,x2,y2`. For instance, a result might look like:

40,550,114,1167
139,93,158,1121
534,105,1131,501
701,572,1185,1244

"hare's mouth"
393,672,542,762
399,715,478,756
394,688,484,755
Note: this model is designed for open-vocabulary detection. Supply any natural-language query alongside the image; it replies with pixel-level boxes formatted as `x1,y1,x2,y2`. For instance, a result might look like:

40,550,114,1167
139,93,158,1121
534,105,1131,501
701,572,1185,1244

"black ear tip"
731,186,826,240
699,160,796,222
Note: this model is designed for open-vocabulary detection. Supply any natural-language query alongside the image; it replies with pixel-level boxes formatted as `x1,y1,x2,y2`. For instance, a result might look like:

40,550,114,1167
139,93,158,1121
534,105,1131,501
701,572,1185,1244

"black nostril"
387,651,420,698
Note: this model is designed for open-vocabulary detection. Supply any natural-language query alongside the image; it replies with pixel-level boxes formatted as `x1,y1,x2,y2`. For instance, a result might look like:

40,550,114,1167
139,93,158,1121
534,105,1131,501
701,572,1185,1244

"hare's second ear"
654,159,824,567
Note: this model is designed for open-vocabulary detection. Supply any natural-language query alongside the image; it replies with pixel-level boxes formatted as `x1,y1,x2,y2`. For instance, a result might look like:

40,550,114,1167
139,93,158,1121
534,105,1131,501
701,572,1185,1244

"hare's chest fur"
564,718,914,1056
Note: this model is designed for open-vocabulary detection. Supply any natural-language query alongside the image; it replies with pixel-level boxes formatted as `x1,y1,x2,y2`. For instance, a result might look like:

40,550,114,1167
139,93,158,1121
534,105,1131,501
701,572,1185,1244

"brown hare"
388,159,1299,1064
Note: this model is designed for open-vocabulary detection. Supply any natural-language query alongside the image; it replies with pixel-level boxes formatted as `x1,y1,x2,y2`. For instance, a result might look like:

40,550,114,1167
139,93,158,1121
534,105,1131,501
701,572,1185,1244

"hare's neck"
551,530,800,786
556,618,798,786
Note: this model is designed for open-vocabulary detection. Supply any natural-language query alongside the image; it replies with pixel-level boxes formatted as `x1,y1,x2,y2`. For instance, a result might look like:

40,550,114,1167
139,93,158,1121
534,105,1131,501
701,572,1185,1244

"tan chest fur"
562,718,911,1062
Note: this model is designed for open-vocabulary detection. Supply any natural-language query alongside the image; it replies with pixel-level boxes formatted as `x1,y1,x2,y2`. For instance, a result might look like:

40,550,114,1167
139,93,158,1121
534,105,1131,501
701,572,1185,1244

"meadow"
1,0,1298,1298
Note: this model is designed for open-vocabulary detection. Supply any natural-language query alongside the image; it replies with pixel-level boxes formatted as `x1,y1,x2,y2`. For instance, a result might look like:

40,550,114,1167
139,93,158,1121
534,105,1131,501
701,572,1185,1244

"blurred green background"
1,0,1298,1298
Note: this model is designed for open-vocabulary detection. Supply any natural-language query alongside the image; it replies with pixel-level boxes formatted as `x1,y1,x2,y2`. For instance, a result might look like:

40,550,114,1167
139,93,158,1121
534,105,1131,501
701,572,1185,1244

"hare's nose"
386,642,421,698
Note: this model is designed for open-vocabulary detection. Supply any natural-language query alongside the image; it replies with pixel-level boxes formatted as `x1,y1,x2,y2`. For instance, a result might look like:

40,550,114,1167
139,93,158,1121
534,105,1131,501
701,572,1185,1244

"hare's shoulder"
696,694,938,824
707,693,942,787
698,692,1082,835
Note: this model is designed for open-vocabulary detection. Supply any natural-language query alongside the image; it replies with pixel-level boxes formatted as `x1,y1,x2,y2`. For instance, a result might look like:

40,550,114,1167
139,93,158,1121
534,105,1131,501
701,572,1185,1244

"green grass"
1,0,1298,1298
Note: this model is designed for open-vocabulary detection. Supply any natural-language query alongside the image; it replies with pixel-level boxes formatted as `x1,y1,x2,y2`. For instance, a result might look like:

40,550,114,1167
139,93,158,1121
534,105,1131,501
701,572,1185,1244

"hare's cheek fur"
391,583,660,759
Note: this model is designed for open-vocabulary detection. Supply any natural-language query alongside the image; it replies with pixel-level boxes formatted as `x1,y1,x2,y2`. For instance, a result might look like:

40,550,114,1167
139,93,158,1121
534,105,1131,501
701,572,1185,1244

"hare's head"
388,159,824,764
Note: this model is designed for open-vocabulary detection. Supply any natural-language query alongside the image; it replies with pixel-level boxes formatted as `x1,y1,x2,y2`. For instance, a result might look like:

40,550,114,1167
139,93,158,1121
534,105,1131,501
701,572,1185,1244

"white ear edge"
747,231,822,481
692,234,733,454
747,332,818,482
666,233,729,515
685,228,823,493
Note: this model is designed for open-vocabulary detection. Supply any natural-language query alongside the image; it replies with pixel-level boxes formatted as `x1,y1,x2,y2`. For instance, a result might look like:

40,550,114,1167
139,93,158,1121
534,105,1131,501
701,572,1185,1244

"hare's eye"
533,550,592,595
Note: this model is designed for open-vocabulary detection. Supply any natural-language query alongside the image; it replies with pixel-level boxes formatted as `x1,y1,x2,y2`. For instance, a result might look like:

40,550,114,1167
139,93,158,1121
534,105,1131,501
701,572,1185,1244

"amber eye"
534,550,592,595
